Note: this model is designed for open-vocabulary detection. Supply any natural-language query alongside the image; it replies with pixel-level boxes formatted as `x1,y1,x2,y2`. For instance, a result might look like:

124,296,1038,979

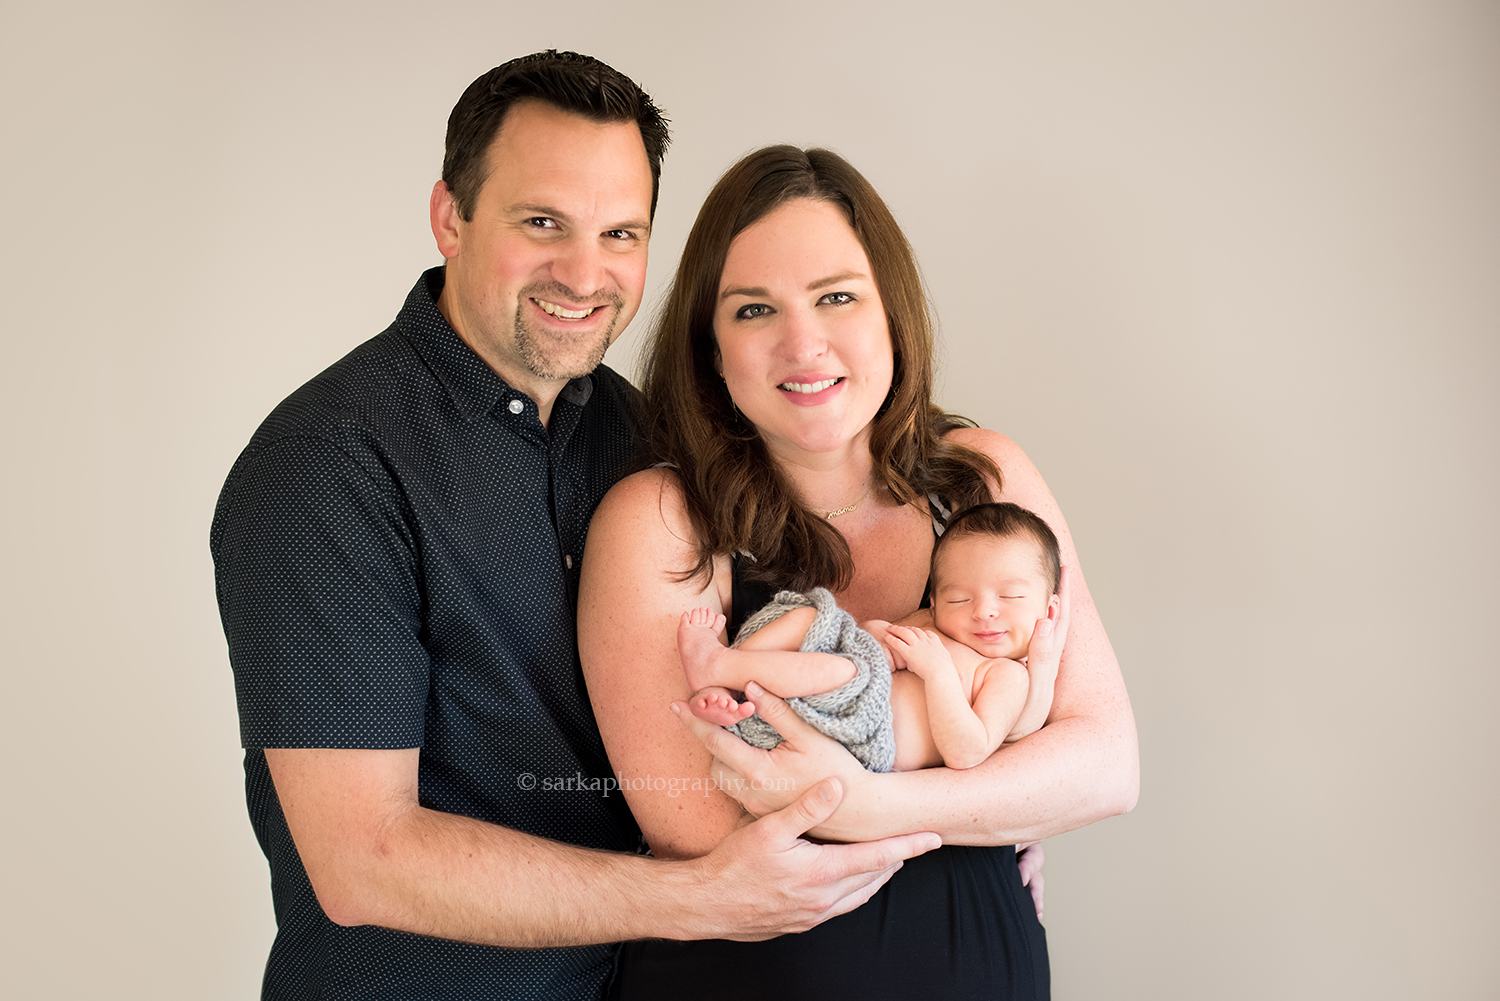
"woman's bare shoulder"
591,466,693,539
943,425,1025,466
942,426,1049,505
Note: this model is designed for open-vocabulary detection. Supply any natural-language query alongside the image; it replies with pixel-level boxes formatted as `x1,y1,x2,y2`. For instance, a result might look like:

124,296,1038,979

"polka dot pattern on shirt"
212,268,644,1000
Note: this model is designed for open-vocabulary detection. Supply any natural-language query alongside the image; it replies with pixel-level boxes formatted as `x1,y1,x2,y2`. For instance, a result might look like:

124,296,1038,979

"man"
211,51,937,1001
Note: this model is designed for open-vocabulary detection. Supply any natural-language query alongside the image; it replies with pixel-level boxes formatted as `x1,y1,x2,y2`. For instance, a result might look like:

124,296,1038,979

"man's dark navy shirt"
211,268,643,1000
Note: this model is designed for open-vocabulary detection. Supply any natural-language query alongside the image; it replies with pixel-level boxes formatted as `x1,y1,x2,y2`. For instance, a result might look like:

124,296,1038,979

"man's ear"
430,180,463,260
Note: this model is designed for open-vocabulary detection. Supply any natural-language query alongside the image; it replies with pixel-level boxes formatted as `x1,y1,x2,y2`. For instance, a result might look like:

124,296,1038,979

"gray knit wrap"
728,587,896,773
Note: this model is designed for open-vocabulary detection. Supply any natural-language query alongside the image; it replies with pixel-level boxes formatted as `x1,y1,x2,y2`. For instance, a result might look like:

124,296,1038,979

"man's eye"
604,229,635,241
527,217,559,229
735,303,772,320
818,292,855,306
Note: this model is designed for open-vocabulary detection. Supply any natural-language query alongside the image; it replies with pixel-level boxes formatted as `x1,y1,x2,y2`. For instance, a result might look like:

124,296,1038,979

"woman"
579,146,1138,999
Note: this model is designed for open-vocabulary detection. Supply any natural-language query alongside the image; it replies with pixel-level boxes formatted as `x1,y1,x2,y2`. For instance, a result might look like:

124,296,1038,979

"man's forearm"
267,747,941,949
315,804,707,947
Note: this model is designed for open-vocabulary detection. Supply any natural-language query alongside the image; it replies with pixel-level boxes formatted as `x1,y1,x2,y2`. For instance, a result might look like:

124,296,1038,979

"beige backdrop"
3,1,1496,998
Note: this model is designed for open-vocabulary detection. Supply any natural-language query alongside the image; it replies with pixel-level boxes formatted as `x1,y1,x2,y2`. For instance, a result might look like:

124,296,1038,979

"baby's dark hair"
930,502,1062,595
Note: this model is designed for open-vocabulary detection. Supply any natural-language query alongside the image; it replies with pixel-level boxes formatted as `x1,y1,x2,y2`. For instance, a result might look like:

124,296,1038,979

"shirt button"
564,554,574,569
507,399,524,415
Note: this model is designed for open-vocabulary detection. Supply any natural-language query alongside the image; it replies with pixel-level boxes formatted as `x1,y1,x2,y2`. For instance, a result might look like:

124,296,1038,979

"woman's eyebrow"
806,270,866,291
720,285,768,302
719,271,870,302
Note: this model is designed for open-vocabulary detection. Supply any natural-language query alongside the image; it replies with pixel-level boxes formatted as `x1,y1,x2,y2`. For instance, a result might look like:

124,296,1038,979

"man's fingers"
753,777,845,843
1016,842,1046,920
1016,841,1045,884
818,863,904,921
819,830,943,878
1027,872,1045,920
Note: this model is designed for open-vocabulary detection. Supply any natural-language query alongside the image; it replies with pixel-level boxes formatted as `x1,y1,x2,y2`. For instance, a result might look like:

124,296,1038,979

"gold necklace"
824,483,874,520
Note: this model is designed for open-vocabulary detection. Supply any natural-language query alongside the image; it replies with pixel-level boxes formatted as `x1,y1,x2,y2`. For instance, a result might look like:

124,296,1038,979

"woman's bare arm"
577,468,777,857
682,429,1139,844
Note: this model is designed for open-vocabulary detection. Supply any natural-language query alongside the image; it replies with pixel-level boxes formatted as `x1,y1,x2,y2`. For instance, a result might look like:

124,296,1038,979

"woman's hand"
673,683,871,820
1023,565,1072,682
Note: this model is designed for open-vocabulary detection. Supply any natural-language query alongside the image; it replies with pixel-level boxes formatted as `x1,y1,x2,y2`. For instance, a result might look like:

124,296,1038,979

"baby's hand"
883,624,953,680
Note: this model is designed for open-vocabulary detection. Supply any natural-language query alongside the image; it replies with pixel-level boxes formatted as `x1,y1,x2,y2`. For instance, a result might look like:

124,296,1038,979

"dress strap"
916,495,954,609
926,493,952,536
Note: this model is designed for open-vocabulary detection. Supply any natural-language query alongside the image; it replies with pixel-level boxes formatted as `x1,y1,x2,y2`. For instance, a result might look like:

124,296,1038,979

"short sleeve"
212,435,428,749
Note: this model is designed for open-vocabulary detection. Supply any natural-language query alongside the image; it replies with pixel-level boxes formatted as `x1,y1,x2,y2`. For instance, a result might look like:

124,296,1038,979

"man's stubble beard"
511,281,625,381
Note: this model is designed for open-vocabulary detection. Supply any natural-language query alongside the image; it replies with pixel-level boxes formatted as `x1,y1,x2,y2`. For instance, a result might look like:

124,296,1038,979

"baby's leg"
689,686,757,727
677,605,855,698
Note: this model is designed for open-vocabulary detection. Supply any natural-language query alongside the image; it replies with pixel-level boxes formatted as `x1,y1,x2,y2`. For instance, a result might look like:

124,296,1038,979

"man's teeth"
779,378,842,394
536,299,596,320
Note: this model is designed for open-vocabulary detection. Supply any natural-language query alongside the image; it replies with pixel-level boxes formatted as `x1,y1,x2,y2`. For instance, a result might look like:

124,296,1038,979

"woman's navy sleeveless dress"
609,506,1050,1001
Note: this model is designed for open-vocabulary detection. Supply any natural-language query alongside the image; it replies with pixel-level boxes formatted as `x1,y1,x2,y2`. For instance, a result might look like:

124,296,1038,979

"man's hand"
266,745,939,947
688,777,941,940
1016,841,1046,920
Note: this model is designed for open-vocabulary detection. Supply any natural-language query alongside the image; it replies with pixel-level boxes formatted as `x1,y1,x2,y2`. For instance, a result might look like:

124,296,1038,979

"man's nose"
550,237,607,299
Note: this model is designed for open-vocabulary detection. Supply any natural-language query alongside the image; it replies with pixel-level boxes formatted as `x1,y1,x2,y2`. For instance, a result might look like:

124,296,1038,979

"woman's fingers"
671,701,769,770
743,682,822,742
1055,564,1073,645
674,687,869,823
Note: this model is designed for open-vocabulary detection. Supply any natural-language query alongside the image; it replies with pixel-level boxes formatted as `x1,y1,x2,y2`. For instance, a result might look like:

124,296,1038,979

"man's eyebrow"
506,204,650,234
507,203,569,220
720,271,870,303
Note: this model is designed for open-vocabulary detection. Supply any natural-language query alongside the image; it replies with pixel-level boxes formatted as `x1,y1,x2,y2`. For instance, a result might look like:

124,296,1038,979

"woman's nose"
777,308,828,362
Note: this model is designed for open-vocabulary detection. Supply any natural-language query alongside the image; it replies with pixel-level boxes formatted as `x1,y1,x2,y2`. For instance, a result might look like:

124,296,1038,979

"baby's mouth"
778,377,844,394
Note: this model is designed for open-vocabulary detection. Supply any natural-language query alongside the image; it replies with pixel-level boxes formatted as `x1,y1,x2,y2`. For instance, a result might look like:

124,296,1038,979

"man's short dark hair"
442,50,670,222
931,502,1062,595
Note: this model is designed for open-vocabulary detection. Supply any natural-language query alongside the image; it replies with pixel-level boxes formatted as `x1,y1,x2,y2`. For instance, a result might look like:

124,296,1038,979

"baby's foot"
690,686,756,727
677,608,729,692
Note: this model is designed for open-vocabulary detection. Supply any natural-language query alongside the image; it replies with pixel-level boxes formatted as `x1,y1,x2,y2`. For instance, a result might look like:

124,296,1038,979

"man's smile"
534,297,599,321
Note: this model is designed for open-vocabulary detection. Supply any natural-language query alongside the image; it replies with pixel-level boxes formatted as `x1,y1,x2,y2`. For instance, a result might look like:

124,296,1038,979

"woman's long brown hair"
640,146,1001,592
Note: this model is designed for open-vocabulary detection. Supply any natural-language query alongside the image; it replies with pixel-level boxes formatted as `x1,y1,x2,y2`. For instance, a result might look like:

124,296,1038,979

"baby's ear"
1046,593,1061,619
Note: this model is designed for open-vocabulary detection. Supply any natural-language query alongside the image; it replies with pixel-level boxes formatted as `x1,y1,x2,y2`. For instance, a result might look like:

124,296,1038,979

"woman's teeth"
536,299,596,320
779,377,843,394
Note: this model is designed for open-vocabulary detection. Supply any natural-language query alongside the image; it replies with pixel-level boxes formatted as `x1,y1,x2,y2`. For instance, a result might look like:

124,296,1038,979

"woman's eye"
735,303,772,320
818,291,855,306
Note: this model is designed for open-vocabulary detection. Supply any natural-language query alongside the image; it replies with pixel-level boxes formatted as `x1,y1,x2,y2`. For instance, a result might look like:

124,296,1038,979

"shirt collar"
396,266,594,421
